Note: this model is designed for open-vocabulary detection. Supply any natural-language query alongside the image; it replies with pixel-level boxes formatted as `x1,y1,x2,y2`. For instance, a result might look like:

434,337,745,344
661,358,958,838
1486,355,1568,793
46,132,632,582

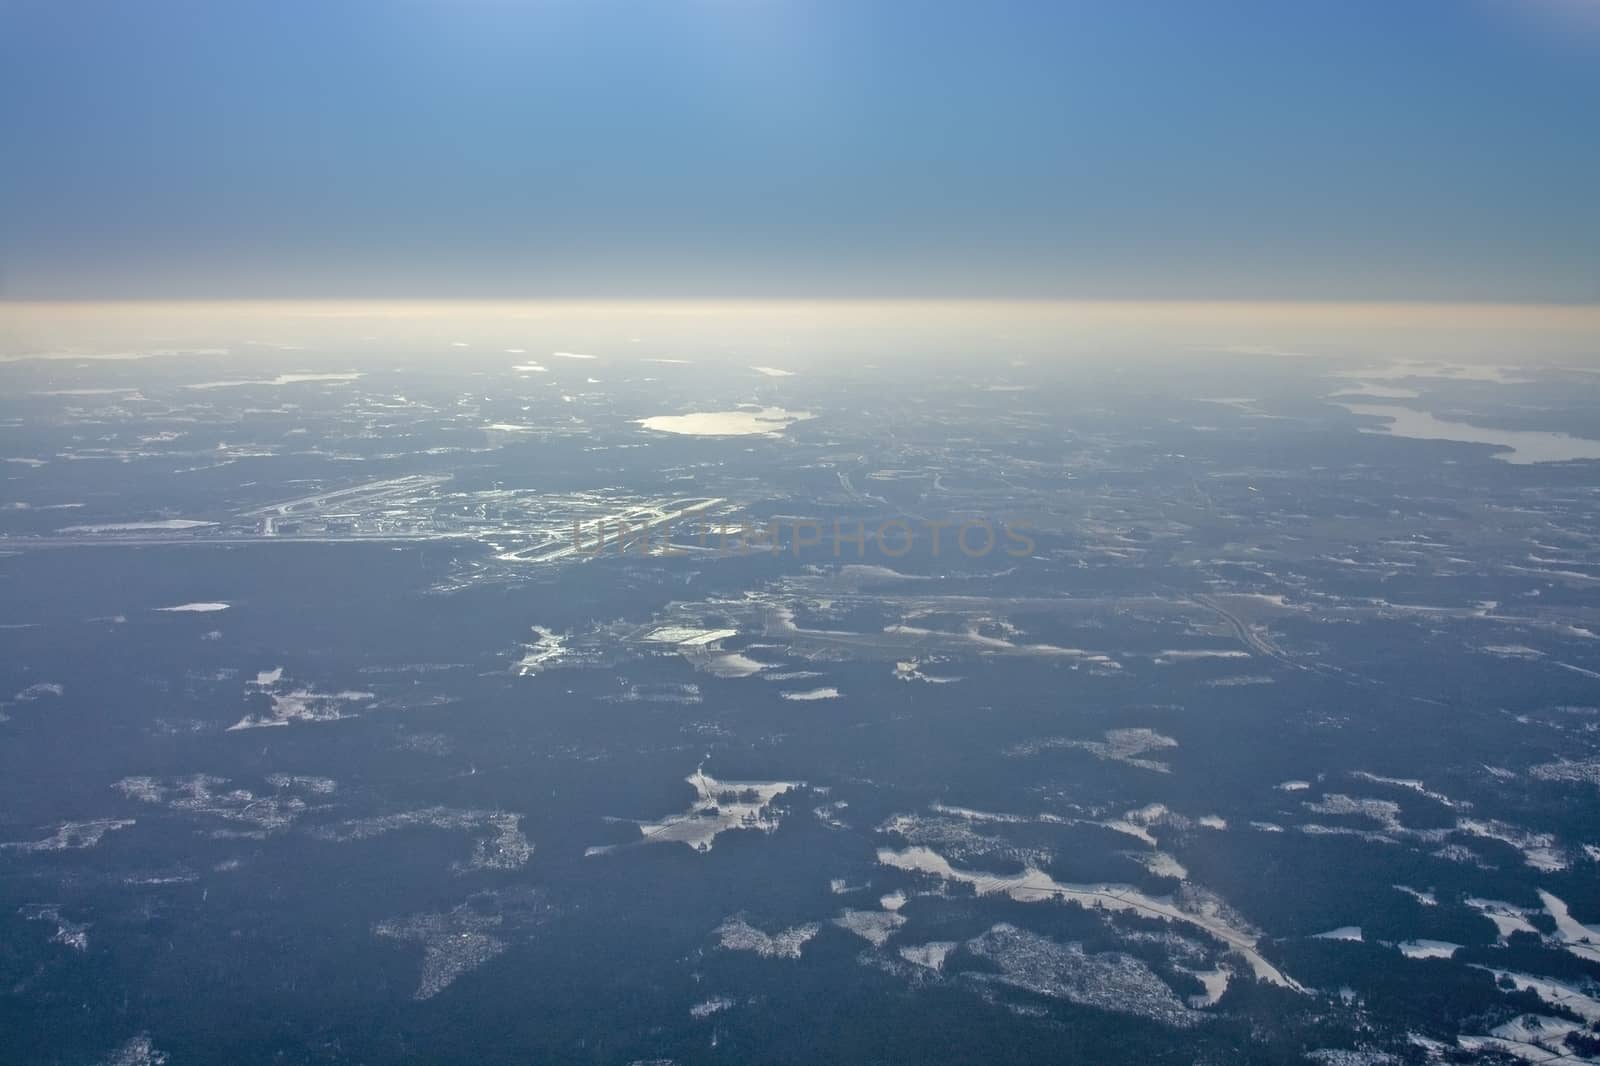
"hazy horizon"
6,298,1600,370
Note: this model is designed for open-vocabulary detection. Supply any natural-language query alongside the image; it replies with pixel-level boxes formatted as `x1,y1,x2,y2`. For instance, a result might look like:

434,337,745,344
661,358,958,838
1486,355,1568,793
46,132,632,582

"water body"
1339,403,1600,464
876,845,1302,991
637,407,812,437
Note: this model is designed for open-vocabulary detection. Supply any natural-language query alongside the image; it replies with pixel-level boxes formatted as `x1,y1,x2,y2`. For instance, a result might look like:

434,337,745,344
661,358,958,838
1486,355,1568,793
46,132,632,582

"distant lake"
637,407,812,437
1339,402,1600,464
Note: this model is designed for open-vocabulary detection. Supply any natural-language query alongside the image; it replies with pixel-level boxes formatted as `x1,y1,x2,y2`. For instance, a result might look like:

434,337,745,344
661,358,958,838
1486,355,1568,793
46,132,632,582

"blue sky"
2,0,1596,300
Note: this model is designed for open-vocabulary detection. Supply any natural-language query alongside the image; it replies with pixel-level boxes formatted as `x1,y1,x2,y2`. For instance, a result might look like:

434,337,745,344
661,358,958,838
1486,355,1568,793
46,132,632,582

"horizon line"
4,296,1600,311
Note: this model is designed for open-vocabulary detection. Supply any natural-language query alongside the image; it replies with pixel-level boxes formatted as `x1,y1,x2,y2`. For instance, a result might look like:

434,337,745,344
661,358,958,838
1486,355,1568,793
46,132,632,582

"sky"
1,0,1598,302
